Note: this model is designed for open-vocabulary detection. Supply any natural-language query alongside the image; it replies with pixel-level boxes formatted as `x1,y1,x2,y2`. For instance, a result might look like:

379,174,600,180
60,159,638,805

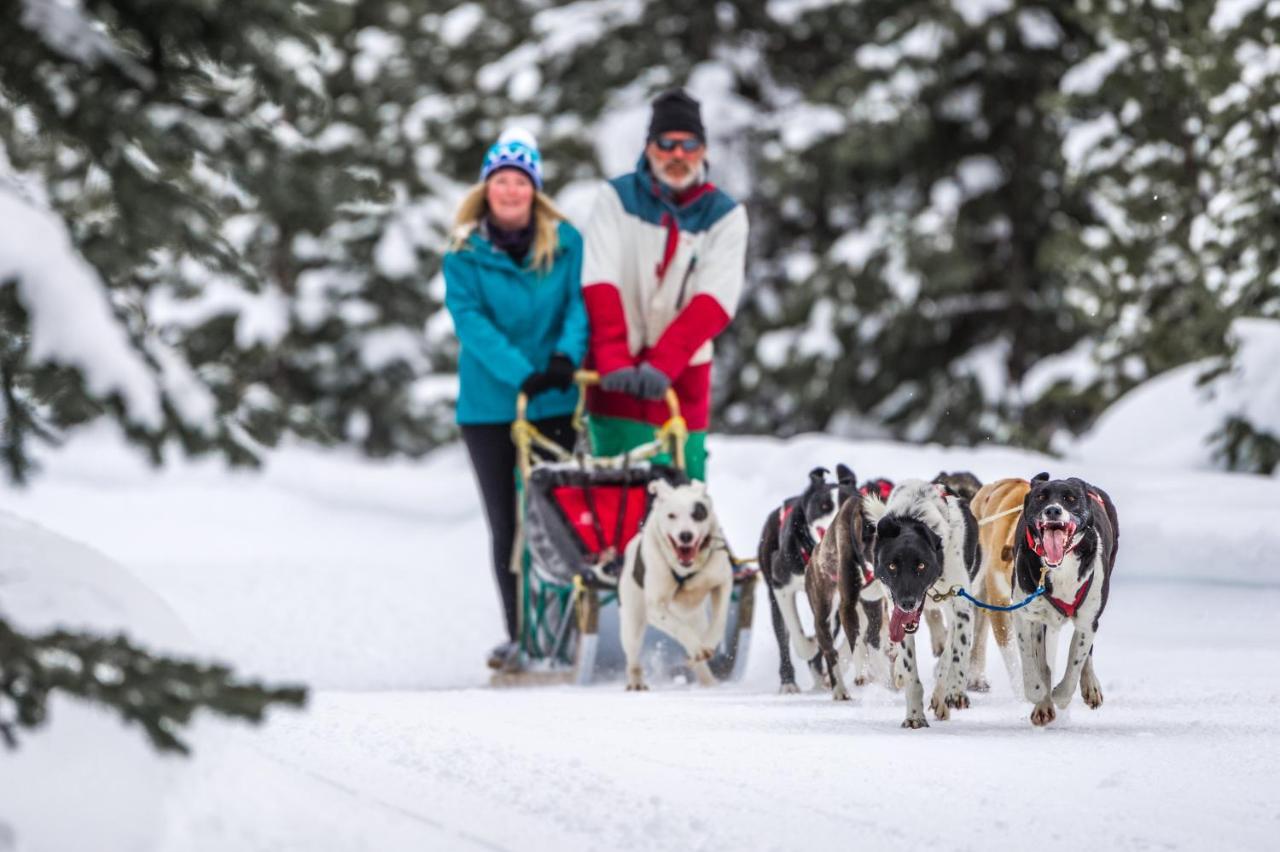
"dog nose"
1044,505,1063,520
678,531,694,544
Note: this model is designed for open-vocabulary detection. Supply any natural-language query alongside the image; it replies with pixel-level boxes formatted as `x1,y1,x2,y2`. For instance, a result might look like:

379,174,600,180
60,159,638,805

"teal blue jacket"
445,220,587,424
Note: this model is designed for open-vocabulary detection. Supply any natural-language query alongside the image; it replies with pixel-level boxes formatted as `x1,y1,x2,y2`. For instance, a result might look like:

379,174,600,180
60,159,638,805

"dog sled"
495,372,757,687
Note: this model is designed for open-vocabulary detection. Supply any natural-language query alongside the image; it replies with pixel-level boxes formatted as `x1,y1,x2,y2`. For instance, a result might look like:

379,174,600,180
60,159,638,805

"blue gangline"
957,586,1045,612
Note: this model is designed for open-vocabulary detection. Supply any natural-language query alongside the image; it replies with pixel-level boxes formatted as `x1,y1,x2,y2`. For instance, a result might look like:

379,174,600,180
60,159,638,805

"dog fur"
758,465,854,693
619,480,734,691
1011,472,1119,726
968,477,1031,695
863,480,980,728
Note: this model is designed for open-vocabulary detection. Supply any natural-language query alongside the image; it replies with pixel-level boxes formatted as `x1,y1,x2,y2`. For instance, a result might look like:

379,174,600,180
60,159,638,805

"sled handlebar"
512,370,685,478
514,370,679,423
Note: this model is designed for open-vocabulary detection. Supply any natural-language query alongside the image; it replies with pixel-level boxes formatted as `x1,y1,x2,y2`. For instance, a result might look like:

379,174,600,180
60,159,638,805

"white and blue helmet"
480,127,543,189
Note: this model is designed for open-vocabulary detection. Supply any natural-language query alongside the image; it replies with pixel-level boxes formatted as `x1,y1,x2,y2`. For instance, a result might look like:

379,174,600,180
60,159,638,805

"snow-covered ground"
1,424,1279,851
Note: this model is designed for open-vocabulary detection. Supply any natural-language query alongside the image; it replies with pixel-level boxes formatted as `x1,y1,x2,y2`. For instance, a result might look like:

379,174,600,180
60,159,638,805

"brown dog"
806,494,896,699
968,477,1030,694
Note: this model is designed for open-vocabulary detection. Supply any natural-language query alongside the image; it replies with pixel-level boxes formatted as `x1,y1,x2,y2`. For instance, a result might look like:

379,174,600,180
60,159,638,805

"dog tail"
861,493,888,524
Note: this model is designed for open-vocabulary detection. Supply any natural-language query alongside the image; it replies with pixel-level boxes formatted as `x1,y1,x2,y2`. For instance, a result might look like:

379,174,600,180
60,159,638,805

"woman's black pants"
461,415,575,642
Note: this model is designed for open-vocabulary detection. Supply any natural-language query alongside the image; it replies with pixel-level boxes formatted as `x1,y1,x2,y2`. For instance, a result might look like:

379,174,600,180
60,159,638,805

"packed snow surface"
1,425,1278,851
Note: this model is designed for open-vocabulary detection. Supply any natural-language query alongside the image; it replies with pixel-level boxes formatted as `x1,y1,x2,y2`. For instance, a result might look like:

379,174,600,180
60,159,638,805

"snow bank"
1072,317,1280,475
0,512,194,852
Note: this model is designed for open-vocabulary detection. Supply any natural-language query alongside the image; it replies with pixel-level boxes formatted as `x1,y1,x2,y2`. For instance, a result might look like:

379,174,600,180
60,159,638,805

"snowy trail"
4,427,1280,850
164,581,1280,852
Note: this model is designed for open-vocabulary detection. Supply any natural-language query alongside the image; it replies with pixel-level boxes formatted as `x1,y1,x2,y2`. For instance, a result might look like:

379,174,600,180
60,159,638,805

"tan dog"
969,477,1030,695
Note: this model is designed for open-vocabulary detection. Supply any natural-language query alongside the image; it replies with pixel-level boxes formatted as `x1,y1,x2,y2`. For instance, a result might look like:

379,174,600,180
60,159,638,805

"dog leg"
1079,649,1103,709
926,608,946,658
1015,614,1054,725
647,598,714,662
968,605,991,692
701,582,732,660
620,584,649,692
900,633,928,729
945,598,973,710
991,609,1023,698
1052,624,1096,709
767,586,801,694
779,585,819,664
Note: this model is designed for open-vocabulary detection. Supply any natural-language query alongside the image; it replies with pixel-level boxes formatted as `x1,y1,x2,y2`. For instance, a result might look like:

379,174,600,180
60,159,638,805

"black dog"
1011,472,1119,726
758,465,855,693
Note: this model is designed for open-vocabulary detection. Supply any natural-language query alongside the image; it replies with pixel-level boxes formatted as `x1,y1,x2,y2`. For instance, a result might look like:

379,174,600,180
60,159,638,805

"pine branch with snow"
0,614,306,755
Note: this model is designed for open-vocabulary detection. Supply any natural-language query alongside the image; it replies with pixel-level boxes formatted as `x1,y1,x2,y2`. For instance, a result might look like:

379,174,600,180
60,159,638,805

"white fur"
618,480,733,691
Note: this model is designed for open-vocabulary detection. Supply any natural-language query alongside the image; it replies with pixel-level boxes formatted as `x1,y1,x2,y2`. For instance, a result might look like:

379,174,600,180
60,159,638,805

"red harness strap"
1047,574,1093,618
778,504,811,565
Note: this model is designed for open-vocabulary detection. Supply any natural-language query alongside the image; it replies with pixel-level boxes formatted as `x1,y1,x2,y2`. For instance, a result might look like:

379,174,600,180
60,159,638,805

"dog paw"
832,685,851,702
688,646,715,663
929,694,951,721
1030,700,1056,726
625,682,649,692
779,682,801,695
945,691,971,710
1081,681,1103,709
853,675,869,687
967,676,991,693
902,715,930,729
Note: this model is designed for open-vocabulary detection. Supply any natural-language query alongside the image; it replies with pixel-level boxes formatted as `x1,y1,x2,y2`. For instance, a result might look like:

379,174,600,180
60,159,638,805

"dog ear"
1032,471,1050,483
648,479,673,498
808,466,829,487
835,464,857,492
690,479,708,497
877,515,900,539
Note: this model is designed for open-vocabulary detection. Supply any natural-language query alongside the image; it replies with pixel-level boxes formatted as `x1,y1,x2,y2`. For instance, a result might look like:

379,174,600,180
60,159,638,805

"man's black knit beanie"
647,89,705,142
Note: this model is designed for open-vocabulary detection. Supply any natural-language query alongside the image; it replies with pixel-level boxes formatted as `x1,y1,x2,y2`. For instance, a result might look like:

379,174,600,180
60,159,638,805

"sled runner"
494,372,757,686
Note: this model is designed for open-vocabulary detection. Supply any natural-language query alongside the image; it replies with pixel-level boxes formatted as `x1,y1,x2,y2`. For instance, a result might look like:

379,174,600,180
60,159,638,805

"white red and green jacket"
582,157,748,430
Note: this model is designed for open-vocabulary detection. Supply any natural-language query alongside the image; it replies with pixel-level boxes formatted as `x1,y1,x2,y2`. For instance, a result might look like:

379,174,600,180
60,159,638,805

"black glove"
633,362,671,400
545,353,576,390
520,370,554,398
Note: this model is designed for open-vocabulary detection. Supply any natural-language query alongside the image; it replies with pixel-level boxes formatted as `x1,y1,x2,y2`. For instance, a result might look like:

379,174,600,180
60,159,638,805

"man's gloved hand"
633,362,671,400
545,353,576,390
599,366,639,395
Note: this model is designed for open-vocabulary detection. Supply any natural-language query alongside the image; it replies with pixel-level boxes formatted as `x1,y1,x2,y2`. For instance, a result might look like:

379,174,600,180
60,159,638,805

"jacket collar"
635,154,712,208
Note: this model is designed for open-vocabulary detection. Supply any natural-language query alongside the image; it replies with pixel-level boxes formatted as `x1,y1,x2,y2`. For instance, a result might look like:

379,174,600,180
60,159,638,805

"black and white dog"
758,465,855,693
1012,472,1119,726
863,480,980,728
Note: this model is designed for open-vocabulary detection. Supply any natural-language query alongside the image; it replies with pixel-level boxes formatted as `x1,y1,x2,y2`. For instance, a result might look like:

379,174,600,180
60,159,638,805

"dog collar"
670,565,696,590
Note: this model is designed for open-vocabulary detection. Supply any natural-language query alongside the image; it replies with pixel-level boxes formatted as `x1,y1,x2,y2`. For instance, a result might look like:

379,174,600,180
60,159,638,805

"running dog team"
627,468,1120,729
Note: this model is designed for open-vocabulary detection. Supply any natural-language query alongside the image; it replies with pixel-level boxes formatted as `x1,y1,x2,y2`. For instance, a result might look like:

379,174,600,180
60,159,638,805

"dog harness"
777,504,816,565
1046,574,1094,618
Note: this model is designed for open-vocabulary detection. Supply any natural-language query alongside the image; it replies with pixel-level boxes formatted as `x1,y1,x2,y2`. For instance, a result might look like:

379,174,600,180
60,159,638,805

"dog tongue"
1043,528,1070,564
888,605,922,643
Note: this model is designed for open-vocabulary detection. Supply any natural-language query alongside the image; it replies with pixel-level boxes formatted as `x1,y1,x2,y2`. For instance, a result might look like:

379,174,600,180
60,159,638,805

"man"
581,88,748,482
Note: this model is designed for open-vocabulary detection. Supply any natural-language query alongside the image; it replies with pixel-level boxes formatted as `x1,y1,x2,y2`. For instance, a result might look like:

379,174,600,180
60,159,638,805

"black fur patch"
634,548,646,589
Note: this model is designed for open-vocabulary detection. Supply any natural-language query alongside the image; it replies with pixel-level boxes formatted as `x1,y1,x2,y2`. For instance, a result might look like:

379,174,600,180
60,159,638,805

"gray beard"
647,154,703,192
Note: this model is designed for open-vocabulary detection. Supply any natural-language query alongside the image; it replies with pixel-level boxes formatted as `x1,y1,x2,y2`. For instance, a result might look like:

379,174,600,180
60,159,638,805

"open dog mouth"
1035,520,1078,566
888,603,923,643
668,535,702,567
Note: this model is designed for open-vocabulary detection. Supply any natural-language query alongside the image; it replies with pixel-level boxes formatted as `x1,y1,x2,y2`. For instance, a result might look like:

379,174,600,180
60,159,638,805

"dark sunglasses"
652,136,704,153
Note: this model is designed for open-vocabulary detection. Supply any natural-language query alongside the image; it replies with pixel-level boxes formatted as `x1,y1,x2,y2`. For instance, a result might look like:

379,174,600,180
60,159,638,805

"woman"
444,128,587,673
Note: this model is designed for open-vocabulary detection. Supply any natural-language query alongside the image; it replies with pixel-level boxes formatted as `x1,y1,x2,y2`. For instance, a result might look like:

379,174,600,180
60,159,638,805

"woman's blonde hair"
450,182,567,272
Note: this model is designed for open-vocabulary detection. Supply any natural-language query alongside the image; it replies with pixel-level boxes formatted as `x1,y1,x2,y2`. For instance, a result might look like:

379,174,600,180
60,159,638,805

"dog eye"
691,502,708,521
916,563,924,573
1036,493,1046,501
667,512,676,520
1065,494,1076,503
889,563,898,573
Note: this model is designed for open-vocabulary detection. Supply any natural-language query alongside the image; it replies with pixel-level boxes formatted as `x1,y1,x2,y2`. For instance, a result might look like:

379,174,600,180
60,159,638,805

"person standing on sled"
444,128,588,673
581,89,748,482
